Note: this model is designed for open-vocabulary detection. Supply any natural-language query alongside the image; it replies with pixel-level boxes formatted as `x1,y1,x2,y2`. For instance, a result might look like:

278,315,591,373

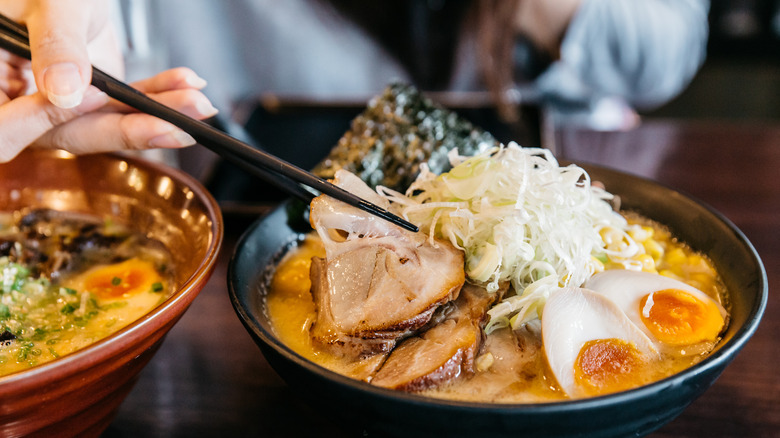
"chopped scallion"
60,303,76,314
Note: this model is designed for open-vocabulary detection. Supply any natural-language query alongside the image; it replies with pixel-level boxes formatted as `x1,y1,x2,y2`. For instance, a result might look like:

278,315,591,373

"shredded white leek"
378,143,639,331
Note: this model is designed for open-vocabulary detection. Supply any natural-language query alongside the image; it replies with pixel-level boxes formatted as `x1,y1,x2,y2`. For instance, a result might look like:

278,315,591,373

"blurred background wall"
644,0,780,121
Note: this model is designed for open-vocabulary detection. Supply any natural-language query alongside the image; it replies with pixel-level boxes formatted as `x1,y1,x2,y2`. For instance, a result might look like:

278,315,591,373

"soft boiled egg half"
542,287,660,398
542,271,727,398
584,270,727,353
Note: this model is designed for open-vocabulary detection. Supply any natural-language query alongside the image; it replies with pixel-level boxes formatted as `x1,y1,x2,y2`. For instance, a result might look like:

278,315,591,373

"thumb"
25,1,93,109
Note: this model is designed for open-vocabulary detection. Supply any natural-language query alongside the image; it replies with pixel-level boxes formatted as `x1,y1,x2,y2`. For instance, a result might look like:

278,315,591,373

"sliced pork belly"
435,326,552,403
309,170,465,357
370,283,501,391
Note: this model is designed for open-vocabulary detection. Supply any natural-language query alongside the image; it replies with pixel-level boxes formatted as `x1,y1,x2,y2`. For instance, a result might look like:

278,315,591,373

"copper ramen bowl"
0,149,223,437
228,163,766,438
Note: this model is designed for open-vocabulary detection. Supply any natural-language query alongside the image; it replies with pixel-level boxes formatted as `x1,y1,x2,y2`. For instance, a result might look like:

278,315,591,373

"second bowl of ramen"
0,150,222,437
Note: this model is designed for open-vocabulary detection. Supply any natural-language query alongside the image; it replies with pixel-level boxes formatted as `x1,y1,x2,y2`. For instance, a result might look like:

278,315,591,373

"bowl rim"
228,162,768,412
0,151,224,389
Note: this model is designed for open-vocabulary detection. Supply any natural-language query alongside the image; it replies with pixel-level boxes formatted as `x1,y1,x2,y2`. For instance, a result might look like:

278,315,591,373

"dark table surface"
102,118,780,438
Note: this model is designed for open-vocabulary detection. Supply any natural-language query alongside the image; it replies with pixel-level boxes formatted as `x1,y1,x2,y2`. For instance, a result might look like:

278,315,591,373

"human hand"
0,0,123,107
0,0,218,162
0,66,218,162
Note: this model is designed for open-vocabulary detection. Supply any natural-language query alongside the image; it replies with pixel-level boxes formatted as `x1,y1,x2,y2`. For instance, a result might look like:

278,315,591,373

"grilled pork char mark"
309,170,465,358
370,283,502,391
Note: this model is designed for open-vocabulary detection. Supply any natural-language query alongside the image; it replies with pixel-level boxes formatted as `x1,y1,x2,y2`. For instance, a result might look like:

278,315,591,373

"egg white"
583,270,727,351
541,287,658,398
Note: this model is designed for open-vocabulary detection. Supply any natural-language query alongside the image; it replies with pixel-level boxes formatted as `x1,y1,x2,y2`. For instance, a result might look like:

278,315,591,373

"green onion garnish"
60,303,76,314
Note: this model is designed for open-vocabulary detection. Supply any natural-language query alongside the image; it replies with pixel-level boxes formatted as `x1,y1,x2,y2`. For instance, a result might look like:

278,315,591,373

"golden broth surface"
266,217,729,402
0,210,174,376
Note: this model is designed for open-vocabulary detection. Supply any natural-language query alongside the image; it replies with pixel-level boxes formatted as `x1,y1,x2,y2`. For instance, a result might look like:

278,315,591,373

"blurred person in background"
0,0,709,166
469,0,710,129
123,0,708,126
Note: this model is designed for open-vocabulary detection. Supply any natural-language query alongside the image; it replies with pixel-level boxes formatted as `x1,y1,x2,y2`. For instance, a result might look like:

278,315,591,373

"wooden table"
101,118,780,437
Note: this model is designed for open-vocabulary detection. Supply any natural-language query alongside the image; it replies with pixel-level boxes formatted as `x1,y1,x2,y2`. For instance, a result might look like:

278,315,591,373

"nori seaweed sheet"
312,82,498,191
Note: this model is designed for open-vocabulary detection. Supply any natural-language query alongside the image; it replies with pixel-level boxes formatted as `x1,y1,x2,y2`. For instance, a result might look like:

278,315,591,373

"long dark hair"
324,0,472,90
321,0,531,123
471,0,523,123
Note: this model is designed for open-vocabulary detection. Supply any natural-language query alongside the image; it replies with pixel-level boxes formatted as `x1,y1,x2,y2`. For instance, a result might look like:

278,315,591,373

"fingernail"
148,129,197,148
43,62,86,109
196,99,219,118
74,87,109,114
185,74,208,89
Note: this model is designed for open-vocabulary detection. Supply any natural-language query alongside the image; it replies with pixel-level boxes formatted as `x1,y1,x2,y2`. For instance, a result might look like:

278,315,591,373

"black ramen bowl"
228,163,766,438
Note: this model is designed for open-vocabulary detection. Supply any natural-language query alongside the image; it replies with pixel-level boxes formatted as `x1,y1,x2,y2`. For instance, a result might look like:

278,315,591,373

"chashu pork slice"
370,283,502,392
309,170,465,357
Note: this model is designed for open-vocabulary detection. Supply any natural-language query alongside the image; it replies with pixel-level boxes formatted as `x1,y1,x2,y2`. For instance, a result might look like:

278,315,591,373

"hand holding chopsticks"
0,13,418,232
0,10,213,159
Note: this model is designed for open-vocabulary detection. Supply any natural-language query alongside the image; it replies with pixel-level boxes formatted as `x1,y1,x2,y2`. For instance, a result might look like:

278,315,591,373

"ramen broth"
266,215,729,402
0,209,175,376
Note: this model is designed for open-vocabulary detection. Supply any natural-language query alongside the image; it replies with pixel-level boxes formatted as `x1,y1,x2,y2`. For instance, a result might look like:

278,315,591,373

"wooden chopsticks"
0,14,418,233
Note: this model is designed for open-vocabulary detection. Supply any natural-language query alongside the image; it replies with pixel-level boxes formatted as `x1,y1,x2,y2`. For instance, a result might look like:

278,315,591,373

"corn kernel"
687,255,716,275
690,273,714,291
659,269,683,281
644,239,665,262
628,226,650,242
637,254,657,273
601,227,623,246
665,248,687,272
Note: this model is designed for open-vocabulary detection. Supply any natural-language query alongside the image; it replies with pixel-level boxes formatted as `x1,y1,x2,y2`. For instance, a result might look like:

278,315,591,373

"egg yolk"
574,338,646,396
639,289,724,346
81,258,164,299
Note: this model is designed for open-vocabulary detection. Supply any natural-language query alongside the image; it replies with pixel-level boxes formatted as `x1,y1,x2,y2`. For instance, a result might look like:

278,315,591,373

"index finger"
0,87,108,162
